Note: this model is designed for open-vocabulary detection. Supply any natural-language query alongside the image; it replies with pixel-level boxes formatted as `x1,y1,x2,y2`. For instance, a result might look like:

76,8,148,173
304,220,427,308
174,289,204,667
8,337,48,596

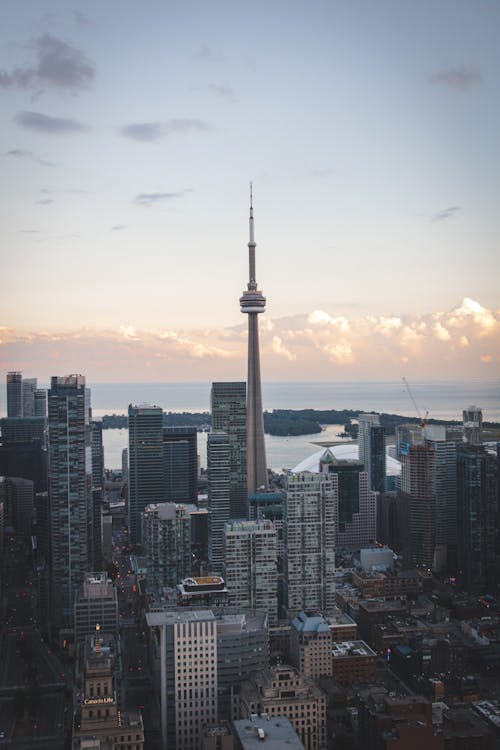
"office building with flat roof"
128,404,164,544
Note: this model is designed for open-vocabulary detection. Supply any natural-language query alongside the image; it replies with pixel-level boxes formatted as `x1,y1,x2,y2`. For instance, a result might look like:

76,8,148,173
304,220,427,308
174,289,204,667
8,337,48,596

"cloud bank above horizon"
1,298,498,383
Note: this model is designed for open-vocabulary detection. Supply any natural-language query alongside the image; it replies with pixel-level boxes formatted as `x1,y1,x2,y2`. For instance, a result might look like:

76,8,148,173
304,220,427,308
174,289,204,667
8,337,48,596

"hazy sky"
1,0,499,382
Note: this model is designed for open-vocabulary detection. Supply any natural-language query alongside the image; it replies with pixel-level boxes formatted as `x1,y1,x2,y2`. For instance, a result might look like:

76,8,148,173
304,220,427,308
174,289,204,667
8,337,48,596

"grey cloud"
207,83,234,99
120,119,210,142
431,206,461,222
111,224,126,231
35,198,54,205
73,9,93,28
428,67,482,92
5,148,54,166
15,110,89,134
193,45,224,63
134,192,184,207
0,33,95,94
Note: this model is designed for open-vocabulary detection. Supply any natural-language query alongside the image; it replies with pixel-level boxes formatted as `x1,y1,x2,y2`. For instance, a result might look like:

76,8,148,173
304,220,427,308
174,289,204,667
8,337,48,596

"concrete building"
216,609,269,721
240,188,268,494
22,377,37,417
284,472,336,615
208,432,232,573
248,490,285,559
357,688,443,750
6,371,22,417
48,374,93,625
146,609,218,750
223,519,278,625
358,413,386,493
0,416,47,446
128,404,164,544
163,426,198,504
142,502,191,592
211,382,248,519
74,572,119,644
240,664,326,750
290,612,332,679
72,626,144,749
176,576,229,608
233,716,305,750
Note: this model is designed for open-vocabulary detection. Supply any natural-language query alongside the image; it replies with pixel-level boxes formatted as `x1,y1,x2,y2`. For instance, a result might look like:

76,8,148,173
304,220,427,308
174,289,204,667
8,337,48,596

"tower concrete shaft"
240,186,268,494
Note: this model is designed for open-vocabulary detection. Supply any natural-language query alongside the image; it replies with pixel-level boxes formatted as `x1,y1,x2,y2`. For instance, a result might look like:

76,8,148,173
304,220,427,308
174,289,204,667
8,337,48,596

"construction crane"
402,377,429,428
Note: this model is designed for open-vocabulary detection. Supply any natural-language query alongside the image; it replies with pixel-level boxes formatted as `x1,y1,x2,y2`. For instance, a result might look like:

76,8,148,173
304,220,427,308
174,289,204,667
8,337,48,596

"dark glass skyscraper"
6,371,23,418
163,426,198,504
128,404,164,544
457,443,497,593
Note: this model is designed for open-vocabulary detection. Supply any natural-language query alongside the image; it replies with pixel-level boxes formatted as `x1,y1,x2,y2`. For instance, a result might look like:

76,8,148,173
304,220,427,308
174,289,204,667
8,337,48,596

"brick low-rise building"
331,640,377,684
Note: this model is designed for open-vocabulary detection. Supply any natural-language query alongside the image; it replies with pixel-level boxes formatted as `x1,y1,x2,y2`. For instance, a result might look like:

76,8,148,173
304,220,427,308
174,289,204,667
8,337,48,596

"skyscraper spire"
240,186,268,494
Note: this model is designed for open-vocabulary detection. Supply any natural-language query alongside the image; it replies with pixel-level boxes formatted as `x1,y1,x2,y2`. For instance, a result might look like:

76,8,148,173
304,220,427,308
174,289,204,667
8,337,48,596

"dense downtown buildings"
1,206,500,750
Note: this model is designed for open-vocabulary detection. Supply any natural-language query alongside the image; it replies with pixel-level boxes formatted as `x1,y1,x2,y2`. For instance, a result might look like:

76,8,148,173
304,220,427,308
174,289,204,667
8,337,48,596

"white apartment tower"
284,472,336,615
223,519,278,625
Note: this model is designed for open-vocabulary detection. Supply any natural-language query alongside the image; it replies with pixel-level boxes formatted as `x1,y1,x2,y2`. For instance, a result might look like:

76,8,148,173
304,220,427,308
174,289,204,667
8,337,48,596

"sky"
1,0,499,383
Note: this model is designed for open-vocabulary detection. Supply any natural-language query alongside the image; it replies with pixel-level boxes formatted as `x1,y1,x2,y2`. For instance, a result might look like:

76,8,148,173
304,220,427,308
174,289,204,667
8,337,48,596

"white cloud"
272,336,296,361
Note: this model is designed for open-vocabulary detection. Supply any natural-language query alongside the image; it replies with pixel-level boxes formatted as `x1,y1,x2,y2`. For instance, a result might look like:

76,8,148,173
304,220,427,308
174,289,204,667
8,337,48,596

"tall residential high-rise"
6,371,23,417
358,413,386,493
207,432,231,573
211,381,247,518
463,405,483,445
91,420,105,569
22,377,37,417
48,374,92,625
128,404,164,544
398,427,458,572
223,518,278,624
284,472,336,615
457,444,497,593
240,187,268,494
163,426,198,504
142,502,191,592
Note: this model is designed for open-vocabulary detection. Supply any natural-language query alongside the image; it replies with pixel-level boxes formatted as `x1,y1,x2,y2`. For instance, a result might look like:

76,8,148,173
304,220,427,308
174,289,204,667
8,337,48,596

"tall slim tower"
48,375,92,625
240,186,268,494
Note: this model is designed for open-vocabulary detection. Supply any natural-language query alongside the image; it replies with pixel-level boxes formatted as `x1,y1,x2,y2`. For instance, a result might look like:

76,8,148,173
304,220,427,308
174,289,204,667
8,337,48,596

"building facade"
208,432,232,574
48,374,92,625
358,413,386,493
223,519,278,625
284,472,336,615
128,404,164,544
211,382,248,519
142,502,191,592
163,426,198,504
6,371,23,417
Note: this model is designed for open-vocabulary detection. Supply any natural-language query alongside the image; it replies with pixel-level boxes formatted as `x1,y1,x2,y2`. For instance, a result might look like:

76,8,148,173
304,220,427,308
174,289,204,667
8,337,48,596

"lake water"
1,379,497,470
92,379,499,470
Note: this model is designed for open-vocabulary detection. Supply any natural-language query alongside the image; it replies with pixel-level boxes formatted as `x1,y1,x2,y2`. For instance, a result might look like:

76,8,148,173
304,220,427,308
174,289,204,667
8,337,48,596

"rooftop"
332,640,376,658
233,716,305,749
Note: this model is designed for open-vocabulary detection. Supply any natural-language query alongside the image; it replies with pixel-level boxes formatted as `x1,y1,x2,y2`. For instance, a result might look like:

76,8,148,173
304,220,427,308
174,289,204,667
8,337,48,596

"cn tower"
240,184,268,494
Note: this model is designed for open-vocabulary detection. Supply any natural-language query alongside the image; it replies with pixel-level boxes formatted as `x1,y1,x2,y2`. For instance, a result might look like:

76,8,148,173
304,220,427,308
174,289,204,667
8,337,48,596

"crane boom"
402,377,428,428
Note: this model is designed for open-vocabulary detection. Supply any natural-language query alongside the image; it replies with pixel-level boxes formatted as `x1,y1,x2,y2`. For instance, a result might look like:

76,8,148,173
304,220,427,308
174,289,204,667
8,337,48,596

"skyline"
1,1,499,381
